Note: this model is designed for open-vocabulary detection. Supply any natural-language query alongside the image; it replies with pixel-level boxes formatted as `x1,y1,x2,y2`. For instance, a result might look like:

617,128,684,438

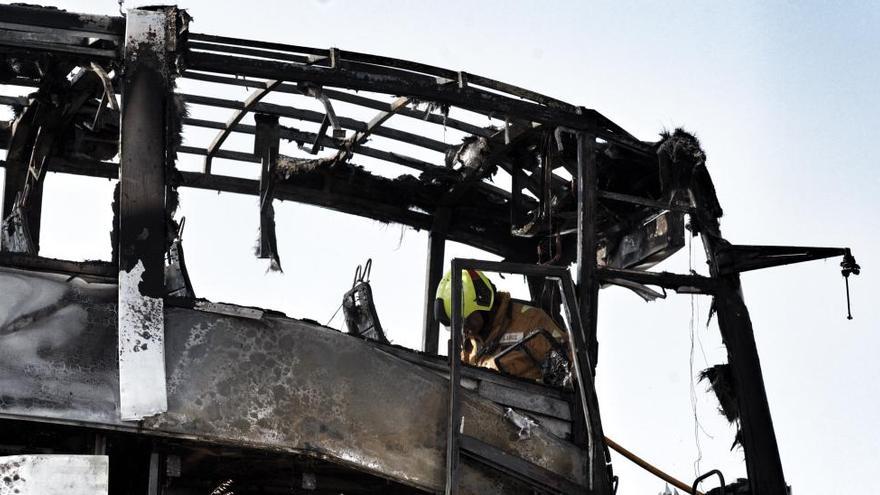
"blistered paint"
0,268,586,493
0,268,118,423
118,260,167,420
0,455,108,495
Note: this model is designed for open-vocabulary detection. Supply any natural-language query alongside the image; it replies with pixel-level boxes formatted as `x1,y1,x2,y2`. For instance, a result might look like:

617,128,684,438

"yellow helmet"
434,269,495,326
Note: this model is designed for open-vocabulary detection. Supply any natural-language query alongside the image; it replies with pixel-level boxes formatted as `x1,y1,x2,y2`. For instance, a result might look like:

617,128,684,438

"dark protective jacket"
461,292,569,382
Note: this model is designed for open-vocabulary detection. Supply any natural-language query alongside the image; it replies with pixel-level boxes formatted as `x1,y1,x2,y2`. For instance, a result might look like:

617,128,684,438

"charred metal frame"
0,4,861,494
116,7,173,420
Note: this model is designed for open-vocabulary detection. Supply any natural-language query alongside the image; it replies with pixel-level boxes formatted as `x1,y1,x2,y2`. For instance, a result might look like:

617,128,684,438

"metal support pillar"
445,264,463,495
575,132,599,369
1,101,44,253
693,206,787,494
422,207,450,354
147,451,162,495
575,131,613,494
1,170,43,250
117,7,173,420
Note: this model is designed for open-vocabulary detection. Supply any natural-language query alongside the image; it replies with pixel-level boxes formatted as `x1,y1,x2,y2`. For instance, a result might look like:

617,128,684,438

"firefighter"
434,269,571,386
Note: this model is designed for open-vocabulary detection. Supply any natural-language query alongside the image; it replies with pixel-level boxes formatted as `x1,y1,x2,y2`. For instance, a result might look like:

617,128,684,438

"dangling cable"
688,227,704,478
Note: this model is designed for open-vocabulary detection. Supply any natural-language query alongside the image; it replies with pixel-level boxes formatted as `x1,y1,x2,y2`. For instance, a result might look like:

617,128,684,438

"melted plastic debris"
504,408,538,440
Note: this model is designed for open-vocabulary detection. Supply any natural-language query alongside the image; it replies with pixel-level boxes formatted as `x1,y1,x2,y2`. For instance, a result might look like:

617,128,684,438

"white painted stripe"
118,260,167,420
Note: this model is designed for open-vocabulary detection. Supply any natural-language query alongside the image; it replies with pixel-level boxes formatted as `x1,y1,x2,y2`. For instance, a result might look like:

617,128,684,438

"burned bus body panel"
0,267,584,494
0,3,861,494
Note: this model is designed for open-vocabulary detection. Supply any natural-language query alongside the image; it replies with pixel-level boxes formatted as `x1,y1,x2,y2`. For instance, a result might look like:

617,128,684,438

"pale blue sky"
2,1,877,493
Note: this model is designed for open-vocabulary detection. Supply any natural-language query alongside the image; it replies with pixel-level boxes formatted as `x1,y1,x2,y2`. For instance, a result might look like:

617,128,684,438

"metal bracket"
715,244,851,275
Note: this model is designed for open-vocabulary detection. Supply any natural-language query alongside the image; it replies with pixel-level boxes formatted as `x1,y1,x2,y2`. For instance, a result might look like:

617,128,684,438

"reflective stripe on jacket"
462,292,568,381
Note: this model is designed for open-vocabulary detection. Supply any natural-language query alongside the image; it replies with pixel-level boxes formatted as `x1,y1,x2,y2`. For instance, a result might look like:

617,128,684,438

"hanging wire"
325,302,343,328
117,0,125,15
688,228,704,478
394,224,406,251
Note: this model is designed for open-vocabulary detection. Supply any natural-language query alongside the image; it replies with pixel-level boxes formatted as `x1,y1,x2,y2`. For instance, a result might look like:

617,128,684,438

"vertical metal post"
117,7,172,420
1,102,44,253
146,451,162,495
445,260,463,495
558,275,612,494
255,113,281,265
422,207,450,354
574,132,613,494
698,227,787,493
575,132,600,369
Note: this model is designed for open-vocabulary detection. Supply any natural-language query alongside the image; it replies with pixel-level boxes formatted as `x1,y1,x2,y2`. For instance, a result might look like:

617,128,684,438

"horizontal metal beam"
597,190,691,213
0,251,115,279
188,32,578,112
180,93,451,153
0,31,118,59
460,435,586,495
184,50,649,156
715,244,850,275
0,21,121,42
189,40,453,87
597,266,716,294
183,70,504,138
188,40,312,64
447,258,571,279
188,32,327,57
0,5,124,36
184,51,599,132
178,145,260,163
184,117,441,172
0,157,526,257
